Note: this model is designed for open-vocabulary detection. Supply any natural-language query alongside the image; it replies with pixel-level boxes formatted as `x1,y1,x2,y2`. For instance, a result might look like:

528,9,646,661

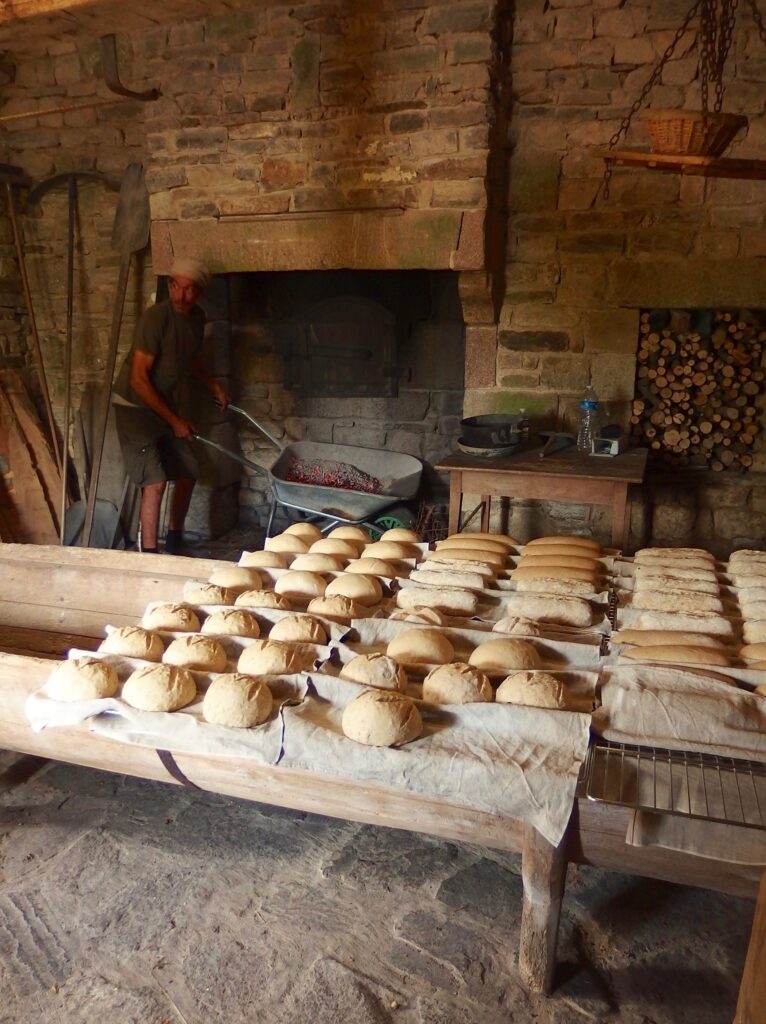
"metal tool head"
27,170,119,206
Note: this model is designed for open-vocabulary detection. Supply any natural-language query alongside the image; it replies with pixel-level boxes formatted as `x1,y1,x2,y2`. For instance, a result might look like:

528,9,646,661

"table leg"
734,869,766,1024
448,471,462,535
518,823,567,994
481,495,490,532
611,483,629,550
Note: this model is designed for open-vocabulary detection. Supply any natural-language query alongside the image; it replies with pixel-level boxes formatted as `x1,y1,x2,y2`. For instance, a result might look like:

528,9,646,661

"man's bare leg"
140,480,166,550
170,477,195,531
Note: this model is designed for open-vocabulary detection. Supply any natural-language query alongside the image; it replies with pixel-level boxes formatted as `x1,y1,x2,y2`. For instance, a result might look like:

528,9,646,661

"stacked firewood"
631,310,766,470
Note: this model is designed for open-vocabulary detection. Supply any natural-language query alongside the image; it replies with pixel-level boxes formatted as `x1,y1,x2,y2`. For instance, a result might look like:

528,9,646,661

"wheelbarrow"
194,404,423,538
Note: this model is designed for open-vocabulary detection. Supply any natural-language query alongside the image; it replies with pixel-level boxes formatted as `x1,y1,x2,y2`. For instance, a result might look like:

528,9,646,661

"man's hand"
170,415,195,440
211,381,230,410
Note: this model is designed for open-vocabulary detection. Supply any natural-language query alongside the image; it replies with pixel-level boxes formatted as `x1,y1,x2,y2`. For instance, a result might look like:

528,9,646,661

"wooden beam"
734,870,766,1024
518,823,567,994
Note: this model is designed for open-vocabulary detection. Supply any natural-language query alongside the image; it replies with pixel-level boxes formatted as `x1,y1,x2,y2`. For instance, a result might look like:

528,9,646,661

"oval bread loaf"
511,565,598,586
634,611,733,639
612,629,725,649
387,628,454,666
409,568,487,591
633,574,721,596
436,536,510,555
496,671,570,710
468,638,541,672
634,547,715,563
525,535,601,553
396,585,479,616
634,564,719,584
363,540,419,561
426,547,505,569
517,554,602,572
424,557,496,579
515,577,597,598
448,531,517,548
500,593,593,627
631,590,724,614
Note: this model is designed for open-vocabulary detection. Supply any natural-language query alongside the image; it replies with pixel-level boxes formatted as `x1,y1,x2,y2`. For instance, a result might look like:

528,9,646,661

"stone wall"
463,0,766,550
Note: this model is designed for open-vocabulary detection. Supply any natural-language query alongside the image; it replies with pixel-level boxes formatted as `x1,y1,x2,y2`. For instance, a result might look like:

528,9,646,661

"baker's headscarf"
169,258,211,291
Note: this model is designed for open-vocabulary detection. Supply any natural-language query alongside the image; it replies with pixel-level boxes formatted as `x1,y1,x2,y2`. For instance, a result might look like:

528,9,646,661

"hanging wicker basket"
641,109,748,157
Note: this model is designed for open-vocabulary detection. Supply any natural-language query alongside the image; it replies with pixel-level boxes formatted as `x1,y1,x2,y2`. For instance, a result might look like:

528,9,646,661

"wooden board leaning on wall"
630,308,766,472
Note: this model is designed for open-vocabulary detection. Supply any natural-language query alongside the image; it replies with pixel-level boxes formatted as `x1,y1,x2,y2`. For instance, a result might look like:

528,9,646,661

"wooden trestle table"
0,545,762,1020
436,446,649,549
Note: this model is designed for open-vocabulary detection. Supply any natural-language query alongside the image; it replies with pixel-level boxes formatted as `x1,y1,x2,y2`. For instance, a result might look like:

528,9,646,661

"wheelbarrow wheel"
371,503,416,533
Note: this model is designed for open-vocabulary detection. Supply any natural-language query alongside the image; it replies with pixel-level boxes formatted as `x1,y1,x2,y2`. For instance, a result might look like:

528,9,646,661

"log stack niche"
630,308,766,471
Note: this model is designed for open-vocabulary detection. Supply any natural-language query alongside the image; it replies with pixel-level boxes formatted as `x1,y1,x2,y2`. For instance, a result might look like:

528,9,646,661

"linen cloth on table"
278,671,592,846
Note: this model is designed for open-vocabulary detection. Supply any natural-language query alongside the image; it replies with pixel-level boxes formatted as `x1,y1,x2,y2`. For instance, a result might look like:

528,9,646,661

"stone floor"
0,752,754,1024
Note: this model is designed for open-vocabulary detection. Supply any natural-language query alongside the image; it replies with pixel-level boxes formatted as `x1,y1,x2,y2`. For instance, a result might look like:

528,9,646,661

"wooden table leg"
734,869,766,1024
611,483,629,550
518,823,567,994
480,495,490,532
448,471,462,535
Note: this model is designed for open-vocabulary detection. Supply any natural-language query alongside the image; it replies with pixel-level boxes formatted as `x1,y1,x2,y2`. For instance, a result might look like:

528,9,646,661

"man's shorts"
114,404,199,488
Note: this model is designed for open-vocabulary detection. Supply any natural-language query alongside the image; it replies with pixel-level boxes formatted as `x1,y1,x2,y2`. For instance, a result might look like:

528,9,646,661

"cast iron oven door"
283,295,399,397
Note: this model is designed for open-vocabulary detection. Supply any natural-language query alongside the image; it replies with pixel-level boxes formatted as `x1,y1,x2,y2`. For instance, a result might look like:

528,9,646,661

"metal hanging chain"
746,0,766,46
712,0,739,112
600,0,703,199
699,0,715,115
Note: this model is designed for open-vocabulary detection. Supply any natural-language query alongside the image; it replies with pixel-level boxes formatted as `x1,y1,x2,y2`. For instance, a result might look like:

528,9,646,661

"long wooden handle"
4,180,62,475
59,177,75,544
81,255,130,547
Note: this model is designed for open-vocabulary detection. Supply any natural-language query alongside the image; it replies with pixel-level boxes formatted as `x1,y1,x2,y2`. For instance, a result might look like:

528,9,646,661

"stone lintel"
150,208,486,275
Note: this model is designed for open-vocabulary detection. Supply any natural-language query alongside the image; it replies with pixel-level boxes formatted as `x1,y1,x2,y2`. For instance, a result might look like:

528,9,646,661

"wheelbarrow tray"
269,440,422,522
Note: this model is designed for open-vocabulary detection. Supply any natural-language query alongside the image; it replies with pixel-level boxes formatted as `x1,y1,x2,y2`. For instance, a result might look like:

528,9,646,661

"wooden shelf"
598,148,766,180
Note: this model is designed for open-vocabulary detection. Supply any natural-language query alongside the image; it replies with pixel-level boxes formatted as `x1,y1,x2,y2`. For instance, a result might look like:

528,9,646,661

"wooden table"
0,544,762,1019
436,446,648,549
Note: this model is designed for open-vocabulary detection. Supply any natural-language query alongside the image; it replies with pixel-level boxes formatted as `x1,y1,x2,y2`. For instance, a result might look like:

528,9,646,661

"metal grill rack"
583,739,766,830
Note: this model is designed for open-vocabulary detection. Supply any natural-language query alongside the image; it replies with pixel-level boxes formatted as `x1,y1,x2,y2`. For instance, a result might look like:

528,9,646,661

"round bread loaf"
201,608,261,638
619,644,731,667
207,566,263,591
237,639,312,675
290,553,345,573
380,528,421,542
325,572,383,607
122,663,197,712
283,522,323,542
341,689,422,747
436,536,510,555
388,608,446,626
739,642,766,662
239,550,289,570
496,671,569,710
269,614,328,644
345,557,399,579
309,538,361,558
468,638,541,673
142,603,200,632
202,673,273,728
340,652,408,692
274,570,328,603
307,594,364,623
363,540,419,561
163,634,228,672
264,533,310,556
99,625,164,662
422,662,492,704
525,535,600,553
387,628,454,665
328,525,371,543
47,656,119,702
184,583,237,607
235,590,293,611
492,616,541,637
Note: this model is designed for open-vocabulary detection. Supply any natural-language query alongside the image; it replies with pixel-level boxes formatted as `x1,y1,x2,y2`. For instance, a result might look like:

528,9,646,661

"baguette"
732,573,766,589
409,568,487,591
739,642,766,662
612,629,725,649
511,565,599,585
633,574,721,597
436,536,512,555
396,585,479,616
634,547,715,563
425,547,506,569
525,535,601,553
498,593,593,628
633,564,719,584
515,577,599,597
744,602,766,622
423,557,496,579
631,590,724,614
442,532,517,549
517,554,603,572
619,645,731,667
633,610,733,639
728,548,766,565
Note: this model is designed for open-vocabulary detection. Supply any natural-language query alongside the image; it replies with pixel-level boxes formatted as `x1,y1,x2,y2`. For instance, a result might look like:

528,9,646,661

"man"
113,258,229,554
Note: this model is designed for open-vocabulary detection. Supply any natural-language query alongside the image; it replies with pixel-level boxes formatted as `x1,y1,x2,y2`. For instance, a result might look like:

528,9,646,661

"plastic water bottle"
576,386,599,454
